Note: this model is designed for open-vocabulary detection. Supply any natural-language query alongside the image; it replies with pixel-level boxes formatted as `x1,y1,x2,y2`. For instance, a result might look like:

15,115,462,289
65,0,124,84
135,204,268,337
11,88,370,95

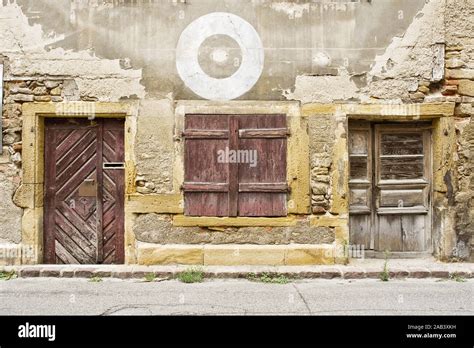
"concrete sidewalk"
1,258,473,280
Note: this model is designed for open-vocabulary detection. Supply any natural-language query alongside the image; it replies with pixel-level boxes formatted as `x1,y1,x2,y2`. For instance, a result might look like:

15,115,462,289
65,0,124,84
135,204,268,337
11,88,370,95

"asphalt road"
0,278,472,315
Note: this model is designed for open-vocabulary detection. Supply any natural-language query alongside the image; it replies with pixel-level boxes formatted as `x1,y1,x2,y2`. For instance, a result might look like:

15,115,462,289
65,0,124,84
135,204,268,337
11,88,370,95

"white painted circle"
176,12,265,100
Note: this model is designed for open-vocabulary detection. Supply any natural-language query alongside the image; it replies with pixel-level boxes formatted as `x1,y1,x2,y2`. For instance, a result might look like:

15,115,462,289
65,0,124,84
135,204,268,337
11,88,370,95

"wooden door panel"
349,188,370,209
349,122,432,253
379,189,425,208
44,118,124,264
349,215,371,249
375,125,431,252
378,215,403,251
379,157,425,180
377,214,426,252
54,213,96,254
380,133,423,155
402,215,425,251
101,119,125,264
55,240,81,264
348,122,373,249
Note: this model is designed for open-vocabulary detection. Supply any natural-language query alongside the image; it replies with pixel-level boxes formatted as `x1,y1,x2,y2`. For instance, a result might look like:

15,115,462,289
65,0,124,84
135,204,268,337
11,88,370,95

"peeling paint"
364,0,445,100
0,2,145,101
283,70,358,104
270,2,310,19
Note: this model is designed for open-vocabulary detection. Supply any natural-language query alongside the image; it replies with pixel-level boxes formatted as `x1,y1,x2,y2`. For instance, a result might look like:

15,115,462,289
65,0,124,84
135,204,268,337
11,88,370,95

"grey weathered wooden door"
44,118,125,264
349,122,432,253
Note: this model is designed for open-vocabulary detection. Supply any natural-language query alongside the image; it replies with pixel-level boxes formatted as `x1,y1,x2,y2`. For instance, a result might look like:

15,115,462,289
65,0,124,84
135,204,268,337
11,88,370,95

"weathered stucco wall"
9,0,427,100
0,0,472,264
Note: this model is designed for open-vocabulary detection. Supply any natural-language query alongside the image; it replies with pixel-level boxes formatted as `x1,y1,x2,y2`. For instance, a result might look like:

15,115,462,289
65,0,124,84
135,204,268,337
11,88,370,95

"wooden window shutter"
183,114,288,217
183,115,230,216
237,115,287,216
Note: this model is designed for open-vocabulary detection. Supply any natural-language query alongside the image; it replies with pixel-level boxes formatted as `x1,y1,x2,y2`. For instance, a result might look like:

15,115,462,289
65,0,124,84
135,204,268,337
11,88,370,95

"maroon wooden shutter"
184,115,230,216
238,115,287,216
183,114,287,217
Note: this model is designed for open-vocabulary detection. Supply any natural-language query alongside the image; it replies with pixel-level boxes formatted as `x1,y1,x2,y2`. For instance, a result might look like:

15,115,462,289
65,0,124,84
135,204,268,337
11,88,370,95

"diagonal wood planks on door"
44,118,125,264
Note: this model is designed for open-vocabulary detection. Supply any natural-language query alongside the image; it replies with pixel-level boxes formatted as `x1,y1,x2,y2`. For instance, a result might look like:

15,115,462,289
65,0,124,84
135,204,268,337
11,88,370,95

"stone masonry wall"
309,115,336,214
1,61,65,244
133,214,334,245
445,0,474,261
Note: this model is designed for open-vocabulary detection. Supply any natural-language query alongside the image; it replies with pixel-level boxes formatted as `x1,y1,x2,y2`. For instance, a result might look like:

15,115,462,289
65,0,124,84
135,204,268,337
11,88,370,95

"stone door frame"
17,102,136,264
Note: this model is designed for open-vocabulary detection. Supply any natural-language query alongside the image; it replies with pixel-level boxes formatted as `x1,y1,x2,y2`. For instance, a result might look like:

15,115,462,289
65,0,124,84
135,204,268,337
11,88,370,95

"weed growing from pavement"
177,267,204,283
449,273,466,282
379,251,390,282
88,276,103,283
144,273,157,282
247,272,290,284
0,270,17,280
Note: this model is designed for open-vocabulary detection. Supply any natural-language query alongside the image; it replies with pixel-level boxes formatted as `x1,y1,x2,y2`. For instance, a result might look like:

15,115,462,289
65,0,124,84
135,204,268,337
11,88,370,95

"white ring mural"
176,12,265,100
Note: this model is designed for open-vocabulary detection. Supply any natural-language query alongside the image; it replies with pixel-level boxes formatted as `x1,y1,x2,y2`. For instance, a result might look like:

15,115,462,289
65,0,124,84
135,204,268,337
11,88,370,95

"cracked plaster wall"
0,0,471,257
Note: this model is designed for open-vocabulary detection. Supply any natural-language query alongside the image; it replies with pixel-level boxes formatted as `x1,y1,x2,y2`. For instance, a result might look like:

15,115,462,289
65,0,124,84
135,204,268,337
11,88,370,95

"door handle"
84,179,95,184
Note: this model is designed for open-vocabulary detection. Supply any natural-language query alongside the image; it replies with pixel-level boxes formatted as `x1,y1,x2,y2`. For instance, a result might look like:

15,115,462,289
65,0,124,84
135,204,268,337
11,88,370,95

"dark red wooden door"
183,114,287,217
44,118,125,264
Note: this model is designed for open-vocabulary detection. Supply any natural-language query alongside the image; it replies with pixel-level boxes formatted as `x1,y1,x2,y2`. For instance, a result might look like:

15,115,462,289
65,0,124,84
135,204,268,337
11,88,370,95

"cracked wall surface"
445,0,474,261
0,0,472,263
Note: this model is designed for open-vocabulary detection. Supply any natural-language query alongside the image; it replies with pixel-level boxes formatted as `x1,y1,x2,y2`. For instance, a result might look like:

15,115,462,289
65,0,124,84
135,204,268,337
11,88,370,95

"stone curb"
1,265,472,280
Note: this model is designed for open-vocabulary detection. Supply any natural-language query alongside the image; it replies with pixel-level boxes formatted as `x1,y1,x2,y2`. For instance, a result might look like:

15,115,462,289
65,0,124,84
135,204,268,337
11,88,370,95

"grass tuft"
177,267,204,283
379,251,390,282
0,270,17,281
449,273,466,283
247,272,290,284
143,273,157,282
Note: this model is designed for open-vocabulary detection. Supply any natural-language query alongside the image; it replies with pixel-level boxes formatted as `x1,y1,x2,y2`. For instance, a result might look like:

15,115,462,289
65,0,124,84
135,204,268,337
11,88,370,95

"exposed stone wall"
133,213,334,245
1,74,66,245
445,0,474,260
309,115,336,214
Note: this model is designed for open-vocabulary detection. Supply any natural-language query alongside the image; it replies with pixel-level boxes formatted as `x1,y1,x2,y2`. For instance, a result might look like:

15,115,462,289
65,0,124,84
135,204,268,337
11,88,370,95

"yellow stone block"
302,104,336,116
287,115,311,214
335,225,349,244
136,243,203,265
126,194,183,213
204,245,286,266
310,215,348,227
124,212,137,264
284,245,335,265
302,102,455,117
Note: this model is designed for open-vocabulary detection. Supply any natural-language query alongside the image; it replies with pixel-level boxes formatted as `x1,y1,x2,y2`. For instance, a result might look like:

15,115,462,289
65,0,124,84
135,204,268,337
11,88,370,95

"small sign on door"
78,179,96,197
